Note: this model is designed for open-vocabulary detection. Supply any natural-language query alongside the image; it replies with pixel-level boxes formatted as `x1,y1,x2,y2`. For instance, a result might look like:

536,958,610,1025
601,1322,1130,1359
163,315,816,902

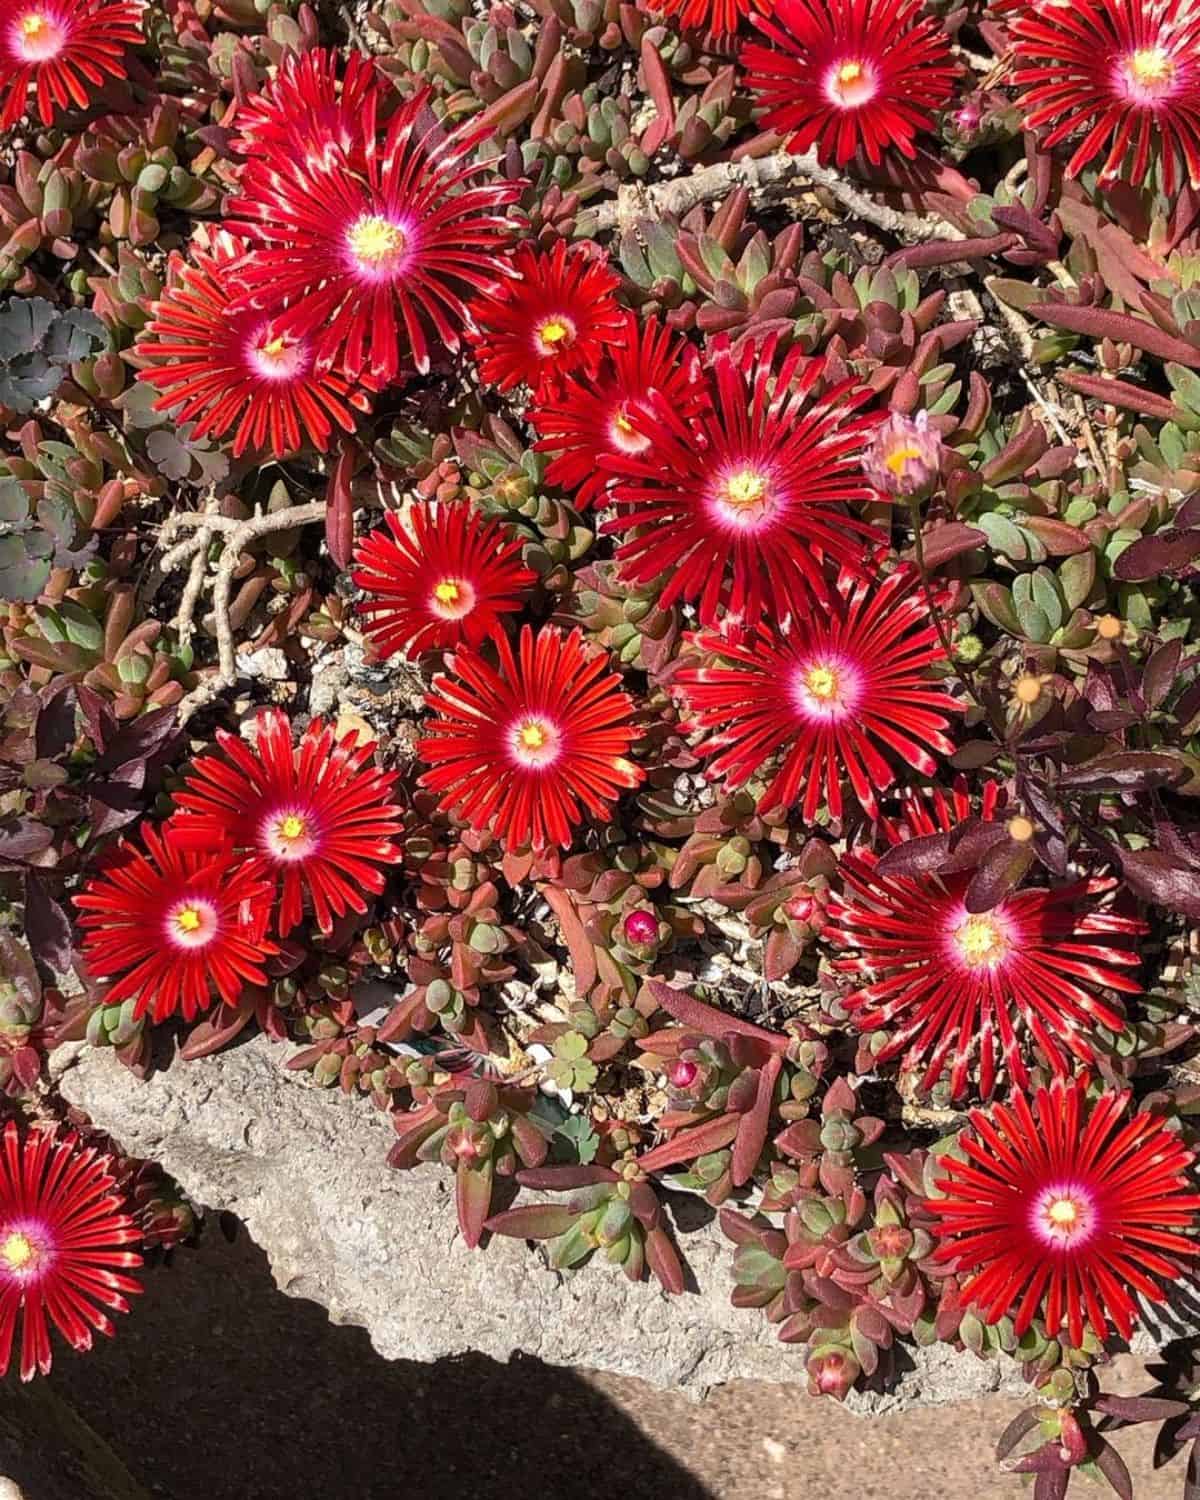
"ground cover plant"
1,0,1200,1490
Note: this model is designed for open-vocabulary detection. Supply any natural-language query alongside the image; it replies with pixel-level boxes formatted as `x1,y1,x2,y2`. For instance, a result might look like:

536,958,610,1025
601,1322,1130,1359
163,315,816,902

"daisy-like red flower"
824,786,1146,1098
674,564,958,821
351,501,535,660
741,0,959,166
602,338,881,626
75,822,278,1023
226,86,521,386
657,0,762,37
528,313,707,510
1011,0,1200,193
418,624,643,850
0,1122,142,1381
464,240,627,397
929,1079,1200,1348
0,0,142,129
232,46,381,161
135,233,373,460
172,709,404,937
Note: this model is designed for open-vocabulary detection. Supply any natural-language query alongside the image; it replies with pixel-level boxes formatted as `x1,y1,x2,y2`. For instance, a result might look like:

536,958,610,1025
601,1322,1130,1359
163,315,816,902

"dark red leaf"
1058,750,1185,791
1093,1440,1133,1500
644,1225,685,1295
732,1055,780,1187
456,1157,493,1249
23,873,73,972
1027,301,1200,365
875,831,954,877
0,818,53,863
483,1203,579,1239
644,980,788,1051
964,838,1035,913
1143,639,1184,710
515,1165,616,1190
919,521,988,568
325,439,357,571
1118,848,1200,918
636,1112,741,1174
1113,529,1200,581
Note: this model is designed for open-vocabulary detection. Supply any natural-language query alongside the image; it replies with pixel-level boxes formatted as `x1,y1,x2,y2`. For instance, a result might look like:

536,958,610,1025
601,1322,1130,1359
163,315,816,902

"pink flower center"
1119,46,1176,104
260,809,317,863
534,316,576,356
623,909,658,945
951,913,1009,969
429,577,477,621
1030,1184,1096,1248
346,214,408,277
508,714,561,768
248,329,308,382
791,657,862,720
609,402,651,455
0,1229,37,1274
165,897,219,950
670,1059,699,1089
712,464,778,527
825,59,877,109
12,9,63,61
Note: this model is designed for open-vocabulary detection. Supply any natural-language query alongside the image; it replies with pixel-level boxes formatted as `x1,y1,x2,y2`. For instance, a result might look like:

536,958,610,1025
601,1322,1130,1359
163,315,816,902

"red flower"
351,501,535,660
674,564,958,820
1011,0,1200,193
741,0,958,166
824,785,1146,1097
226,86,521,385
657,0,761,36
0,1121,142,1381
929,1079,1200,1348
232,46,381,161
135,233,373,459
0,0,143,129
418,624,643,850
75,822,278,1022
172,709,404,936
602,338,881,626
464,240,627,397
528,313,707,510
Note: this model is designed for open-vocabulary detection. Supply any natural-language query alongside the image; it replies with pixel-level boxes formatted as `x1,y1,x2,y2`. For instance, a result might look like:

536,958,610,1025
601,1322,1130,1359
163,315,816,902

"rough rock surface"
58,1036,1020,1407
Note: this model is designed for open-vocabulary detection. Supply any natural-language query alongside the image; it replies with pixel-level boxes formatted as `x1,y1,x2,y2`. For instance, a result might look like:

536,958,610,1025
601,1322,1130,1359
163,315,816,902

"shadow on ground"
0,1228,712,1500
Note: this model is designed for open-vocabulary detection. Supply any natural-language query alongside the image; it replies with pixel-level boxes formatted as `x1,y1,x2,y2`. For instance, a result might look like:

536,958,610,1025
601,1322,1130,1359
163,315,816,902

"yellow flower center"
805,665,839,701
20,11,46,35
614,409,635,436
1013,674,1044,706
722,469,768,509
277,814,306,842
1127,47,1174,87
1045,1196,1079,1228
1006,815,1035,844
837,61,864,86
536,318,573,351
434,580,461,605
954,915,1007,968
348,215,405,266
258,335,290,362
519,721,547,750
1,1232,34,1271
884,444,923,477
1096,613,1123,640
175,907,202,935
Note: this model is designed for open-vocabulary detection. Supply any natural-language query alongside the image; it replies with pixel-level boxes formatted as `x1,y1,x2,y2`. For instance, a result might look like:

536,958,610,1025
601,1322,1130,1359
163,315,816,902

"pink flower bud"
623,909,659,946
670,1059,699,1090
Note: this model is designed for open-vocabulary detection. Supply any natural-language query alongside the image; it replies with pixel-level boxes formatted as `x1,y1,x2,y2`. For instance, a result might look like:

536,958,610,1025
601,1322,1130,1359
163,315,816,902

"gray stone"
57,1037,1021,1407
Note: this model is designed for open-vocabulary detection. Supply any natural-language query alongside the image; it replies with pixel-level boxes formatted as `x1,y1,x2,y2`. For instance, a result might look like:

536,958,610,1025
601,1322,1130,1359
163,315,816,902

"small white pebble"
762,1438,787,1465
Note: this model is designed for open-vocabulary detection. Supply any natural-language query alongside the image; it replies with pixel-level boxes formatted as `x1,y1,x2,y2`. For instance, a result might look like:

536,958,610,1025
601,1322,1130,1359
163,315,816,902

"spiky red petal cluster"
602,338,881,627
0,1122,142,1381
0,0,143,129
930,1078,1200,1348
135,234,373,459
231,46,381,161
675,564,959,820
528,313,707,510
226,84,521,385
172,709,404,936
464,240,627,397
1011,0,1200,193
657,0,761,36
75,822,278,1022
741,0,958,166
825,786,1146,1097
418,624,643,850
351,501,535,660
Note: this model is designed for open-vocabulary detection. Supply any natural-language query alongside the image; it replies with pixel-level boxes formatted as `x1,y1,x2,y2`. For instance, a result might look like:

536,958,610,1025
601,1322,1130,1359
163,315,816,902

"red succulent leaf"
456,1157,494,1250
645,980,789,1052
483,1204,579,1239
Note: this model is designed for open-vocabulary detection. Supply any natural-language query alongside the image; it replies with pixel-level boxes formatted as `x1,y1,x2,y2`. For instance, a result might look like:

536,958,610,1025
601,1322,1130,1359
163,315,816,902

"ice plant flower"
75,822,278,1023
232,46,381,162
464,240,627,397
0,0,143,129
172,709,404,936
930,1078,1200,1348
226,86,521,385
0,1122,142,1381
418,624,643,850
674,564,959,820
351,501,535,660
741,0,959,166
602,338,882,627
862,410,943,499
824,786,1146,1098
1011,0,1200,193
135,234,373,460
528,313,708,510
656,0,761,34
